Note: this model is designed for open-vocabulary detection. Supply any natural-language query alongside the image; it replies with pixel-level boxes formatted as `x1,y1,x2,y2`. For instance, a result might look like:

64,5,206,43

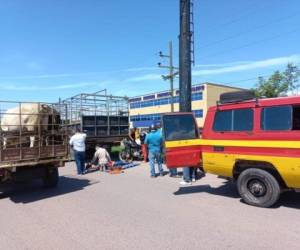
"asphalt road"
0,162,300,250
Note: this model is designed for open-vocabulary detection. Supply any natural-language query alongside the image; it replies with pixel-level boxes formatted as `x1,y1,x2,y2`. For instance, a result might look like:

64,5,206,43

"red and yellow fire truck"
162,91,300,207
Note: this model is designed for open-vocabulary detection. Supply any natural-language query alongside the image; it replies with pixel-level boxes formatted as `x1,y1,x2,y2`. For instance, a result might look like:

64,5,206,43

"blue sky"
0,0,300,102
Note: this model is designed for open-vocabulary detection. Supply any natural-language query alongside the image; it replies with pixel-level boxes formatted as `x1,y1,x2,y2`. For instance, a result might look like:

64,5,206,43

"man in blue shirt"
145,124,164,178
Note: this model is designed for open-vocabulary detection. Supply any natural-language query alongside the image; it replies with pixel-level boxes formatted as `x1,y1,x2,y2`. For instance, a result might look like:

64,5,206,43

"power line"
199,12,300,49
197,65,300,87
201,1,273,33
200,27,300,60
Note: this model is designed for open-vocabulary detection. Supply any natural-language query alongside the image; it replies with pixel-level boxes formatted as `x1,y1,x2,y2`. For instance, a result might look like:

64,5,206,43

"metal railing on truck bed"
0,101,69,168
60,89,129,161
61,89,129,137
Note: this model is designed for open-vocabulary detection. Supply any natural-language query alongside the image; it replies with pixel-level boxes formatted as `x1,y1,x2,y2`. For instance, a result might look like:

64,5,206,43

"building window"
193,110,203,118
129,97,142,103
129,91,202,109
157,92,171,98
143,95,155,101
192,92,203,101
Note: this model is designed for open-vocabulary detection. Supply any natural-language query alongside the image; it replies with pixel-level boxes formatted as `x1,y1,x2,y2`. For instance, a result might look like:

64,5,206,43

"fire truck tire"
237,168,281,208
43,166,59,188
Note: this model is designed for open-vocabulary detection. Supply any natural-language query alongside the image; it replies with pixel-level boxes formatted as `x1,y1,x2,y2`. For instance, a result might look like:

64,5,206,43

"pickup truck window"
261,105,292,131
213,108,253,132
163,114,198,141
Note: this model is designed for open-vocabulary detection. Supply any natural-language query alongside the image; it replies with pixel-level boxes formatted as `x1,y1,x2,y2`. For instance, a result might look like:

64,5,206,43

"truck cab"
162,91,300,207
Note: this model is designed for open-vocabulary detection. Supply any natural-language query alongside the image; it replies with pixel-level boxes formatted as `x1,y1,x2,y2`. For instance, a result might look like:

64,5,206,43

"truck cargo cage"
0,101,69,167
61,89,129,137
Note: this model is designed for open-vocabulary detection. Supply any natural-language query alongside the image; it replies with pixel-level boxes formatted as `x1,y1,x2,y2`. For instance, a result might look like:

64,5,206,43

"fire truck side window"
163,114,198,141
261,105,292,131
213,109,253,132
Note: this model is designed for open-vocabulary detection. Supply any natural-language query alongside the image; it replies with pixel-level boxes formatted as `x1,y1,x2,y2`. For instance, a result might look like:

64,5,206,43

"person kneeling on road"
145,124,164,178
91,144,112,172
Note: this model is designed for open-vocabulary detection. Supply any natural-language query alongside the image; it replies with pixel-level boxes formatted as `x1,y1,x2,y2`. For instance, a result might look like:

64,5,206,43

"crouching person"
91,145,111,172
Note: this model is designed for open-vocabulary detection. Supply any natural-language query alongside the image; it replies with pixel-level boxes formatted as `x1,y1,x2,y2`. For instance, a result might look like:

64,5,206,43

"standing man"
69,128,87,175
145,124,164,178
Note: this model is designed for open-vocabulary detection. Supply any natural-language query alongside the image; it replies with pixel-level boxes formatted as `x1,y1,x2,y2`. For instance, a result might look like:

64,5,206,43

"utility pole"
179,0,194,112
158,41,179,112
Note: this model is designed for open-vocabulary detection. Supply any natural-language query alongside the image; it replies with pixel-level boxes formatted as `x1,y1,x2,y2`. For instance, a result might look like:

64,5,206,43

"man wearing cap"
144,124,164,178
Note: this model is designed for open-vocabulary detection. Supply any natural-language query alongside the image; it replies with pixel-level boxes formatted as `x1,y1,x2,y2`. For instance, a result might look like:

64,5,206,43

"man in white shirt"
69,128,87,175
91,145,111,171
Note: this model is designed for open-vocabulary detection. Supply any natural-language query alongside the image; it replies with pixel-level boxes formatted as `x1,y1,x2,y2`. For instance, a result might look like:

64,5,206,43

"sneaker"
180,180,192,185
159,173,164,177
192,178,196,182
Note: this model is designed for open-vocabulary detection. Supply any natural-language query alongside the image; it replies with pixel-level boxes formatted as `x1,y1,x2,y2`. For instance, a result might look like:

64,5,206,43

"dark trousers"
74,151,86,174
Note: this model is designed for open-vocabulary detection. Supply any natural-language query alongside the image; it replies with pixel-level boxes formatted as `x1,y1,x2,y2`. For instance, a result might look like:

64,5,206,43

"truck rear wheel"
237,168,281,208
43,166,59,188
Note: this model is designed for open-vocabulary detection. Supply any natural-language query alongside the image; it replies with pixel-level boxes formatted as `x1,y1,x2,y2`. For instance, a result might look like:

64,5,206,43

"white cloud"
125,74,162,82
193,55,300,76
0,82,100,91
194,61,252,68
0,72,99,80
0,66,159,80
121,66,158,72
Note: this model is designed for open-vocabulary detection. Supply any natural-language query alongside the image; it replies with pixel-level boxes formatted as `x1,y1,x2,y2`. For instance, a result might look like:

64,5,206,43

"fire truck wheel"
237,168,281,208
43,166,59,188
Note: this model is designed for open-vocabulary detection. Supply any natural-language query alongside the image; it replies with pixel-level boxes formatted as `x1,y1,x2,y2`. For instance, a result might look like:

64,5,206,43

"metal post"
19,102,22,160
158,41,179,113
179,0,192,112
169,41,175,112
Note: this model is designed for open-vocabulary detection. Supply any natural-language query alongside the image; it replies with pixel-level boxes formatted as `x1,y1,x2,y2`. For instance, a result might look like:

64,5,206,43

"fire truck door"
162,113,202,168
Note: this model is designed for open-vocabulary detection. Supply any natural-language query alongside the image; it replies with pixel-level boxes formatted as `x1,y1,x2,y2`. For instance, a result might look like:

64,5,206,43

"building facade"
129,82,243,128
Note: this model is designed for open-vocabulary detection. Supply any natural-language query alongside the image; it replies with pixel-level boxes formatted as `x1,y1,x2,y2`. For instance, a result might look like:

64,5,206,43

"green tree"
253,64,299,98
284,63,300,95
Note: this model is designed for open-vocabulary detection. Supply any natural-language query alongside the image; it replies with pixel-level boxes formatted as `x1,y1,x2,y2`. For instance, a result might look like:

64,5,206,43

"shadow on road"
0,176,99,204
174,180,300,209
274,191,300,209
174,180,240,199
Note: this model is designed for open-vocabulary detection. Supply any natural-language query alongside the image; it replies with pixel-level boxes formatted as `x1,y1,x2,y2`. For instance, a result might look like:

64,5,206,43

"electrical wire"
201,0,273,32
200,27,300,60
199,12,300,49
197,65,300,87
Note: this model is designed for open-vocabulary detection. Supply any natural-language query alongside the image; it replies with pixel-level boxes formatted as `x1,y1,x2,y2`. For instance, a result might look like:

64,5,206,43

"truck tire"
237,168,281,208
43,166,59,188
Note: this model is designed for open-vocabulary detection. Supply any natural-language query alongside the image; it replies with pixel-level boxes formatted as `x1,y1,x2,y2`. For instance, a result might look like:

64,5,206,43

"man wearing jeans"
69,128,87,175
145,125,163,178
